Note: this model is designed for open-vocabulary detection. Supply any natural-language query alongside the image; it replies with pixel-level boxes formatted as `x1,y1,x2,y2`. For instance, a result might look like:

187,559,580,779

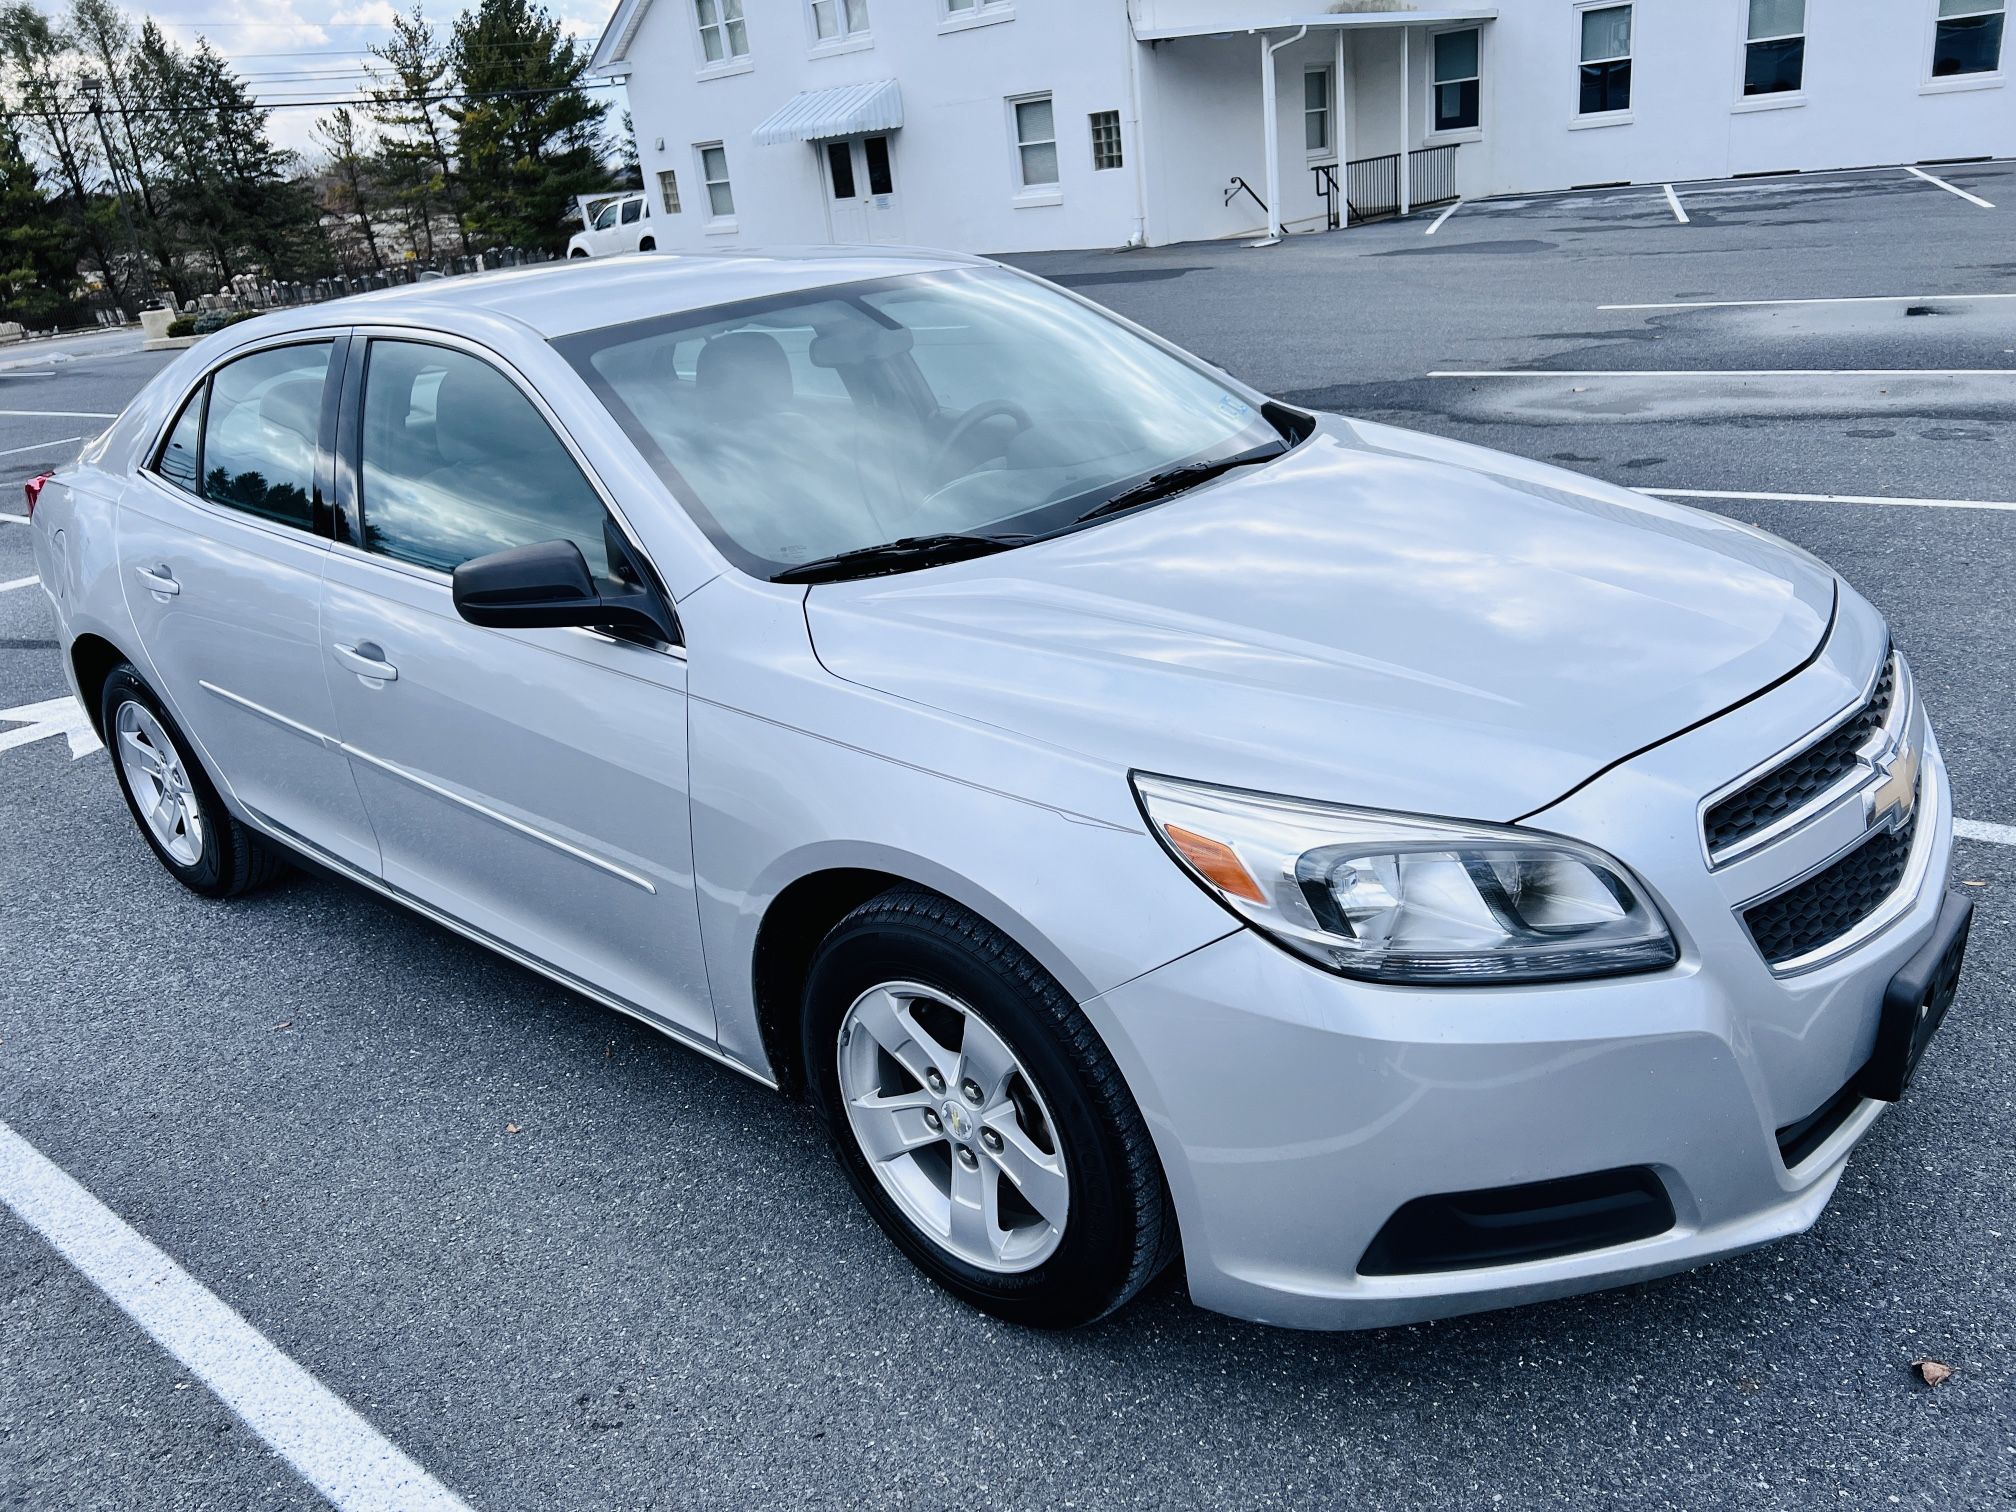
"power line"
33,80,624,119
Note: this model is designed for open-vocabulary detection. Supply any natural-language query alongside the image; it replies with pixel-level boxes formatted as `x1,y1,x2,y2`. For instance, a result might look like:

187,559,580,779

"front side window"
658,170,681,213
1579,4,1633,114
810,0,868,40
592,200,621,231
700,143,735,217
1744,0,1805,94
1012,95,1057,189
1934,0,2005,75
357,340,615,577
1303,68,1331,153
198,343,331,529
694,0,749,63
560,268,1287,580
1433,29,1481,130
1089,110,1124,170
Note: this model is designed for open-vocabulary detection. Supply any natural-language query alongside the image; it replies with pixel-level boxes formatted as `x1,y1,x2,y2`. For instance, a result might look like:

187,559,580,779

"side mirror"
452,539,675,641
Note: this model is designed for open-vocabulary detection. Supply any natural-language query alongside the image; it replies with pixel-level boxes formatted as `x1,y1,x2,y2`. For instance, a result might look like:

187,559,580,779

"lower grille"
1743,801,1918,967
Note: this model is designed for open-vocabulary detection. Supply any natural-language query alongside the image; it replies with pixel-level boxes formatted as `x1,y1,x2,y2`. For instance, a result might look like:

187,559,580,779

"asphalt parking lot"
4,162,2015,1509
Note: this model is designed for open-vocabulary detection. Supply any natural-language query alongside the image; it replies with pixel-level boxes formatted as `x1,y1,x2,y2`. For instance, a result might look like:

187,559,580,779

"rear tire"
100,665,284,899
803,887,1177,1328
637,236,656,252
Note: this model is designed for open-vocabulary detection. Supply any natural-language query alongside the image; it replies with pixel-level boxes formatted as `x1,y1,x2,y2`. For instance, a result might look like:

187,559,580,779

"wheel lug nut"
980,1128,1003,1153
955,1145,979,1170
925,1070,945,1093
961,1079,983,1105
923,1109,942,1131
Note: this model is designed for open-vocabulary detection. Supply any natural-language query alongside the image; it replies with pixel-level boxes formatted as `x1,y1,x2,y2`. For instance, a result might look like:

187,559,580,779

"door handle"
333,641,398,682
133,564,180,597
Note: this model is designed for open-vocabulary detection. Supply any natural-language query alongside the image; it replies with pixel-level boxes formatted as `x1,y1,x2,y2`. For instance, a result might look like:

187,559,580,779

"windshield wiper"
1072,442,1289,527
771,532,1036,585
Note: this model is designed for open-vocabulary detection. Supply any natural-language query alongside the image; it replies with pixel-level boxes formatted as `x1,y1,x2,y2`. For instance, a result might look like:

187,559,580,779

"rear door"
317,332,713,1040
116,333,379,872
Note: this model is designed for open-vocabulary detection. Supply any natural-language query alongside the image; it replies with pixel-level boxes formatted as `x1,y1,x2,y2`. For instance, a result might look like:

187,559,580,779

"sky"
75,0,629,157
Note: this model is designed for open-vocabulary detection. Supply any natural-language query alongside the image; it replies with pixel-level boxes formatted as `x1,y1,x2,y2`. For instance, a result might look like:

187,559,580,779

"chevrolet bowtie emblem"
1865,731,1921,831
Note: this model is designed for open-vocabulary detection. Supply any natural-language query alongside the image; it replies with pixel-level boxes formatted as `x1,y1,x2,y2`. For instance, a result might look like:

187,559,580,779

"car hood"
803,418,1836,821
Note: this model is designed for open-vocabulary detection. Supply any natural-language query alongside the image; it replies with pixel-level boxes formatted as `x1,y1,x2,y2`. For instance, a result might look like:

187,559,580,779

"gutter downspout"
1257,24,1307,245
1125,0,1152,247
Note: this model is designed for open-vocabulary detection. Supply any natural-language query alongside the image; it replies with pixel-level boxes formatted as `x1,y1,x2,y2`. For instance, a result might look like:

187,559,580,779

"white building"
588,0,2014,252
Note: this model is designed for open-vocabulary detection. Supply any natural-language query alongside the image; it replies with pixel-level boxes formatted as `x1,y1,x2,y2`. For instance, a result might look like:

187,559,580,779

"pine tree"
315,107,386,272
0,106,80,327
68,0,186,302
448,0,611,254
369,7,469,263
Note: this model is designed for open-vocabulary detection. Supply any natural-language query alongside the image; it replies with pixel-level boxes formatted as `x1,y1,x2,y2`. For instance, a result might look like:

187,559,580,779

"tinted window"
201,343,330,529
157,387,203,493
358,340,615,577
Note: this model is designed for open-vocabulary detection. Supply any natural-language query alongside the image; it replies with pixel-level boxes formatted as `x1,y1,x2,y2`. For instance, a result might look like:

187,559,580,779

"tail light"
23,472,52,520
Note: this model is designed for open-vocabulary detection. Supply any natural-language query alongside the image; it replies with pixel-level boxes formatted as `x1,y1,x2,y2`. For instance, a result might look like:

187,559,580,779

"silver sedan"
25,250,1966,1329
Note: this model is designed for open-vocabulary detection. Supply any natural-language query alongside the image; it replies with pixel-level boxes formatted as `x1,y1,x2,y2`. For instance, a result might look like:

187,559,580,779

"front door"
821,134,903,244
115,334,380,873
318,334,713,1039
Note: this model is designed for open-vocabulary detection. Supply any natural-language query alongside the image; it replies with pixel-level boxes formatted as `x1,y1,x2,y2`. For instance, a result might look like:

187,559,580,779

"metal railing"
1224,175,1269,218
1315,144,1460,227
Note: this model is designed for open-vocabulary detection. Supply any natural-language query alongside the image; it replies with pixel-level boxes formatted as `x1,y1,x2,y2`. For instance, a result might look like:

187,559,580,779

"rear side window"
357,339,615,577
197,343,332,529
156,389,203,493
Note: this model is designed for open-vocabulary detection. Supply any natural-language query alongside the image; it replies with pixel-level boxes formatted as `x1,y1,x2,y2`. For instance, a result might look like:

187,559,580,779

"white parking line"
1601,292,2016,311
0,409,116,419
0,1118,474,1512
1662,184,1689,223
1,575,38,593
1,436,81,458
1,513,29,524
1905,165,1995,209
1425,200,1464,235
1639,487,2016,514
1957,819,2016,846
1428,368,2016,378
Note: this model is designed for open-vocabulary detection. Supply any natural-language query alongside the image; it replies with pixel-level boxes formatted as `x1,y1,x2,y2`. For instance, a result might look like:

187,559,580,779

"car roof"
307,246,991,339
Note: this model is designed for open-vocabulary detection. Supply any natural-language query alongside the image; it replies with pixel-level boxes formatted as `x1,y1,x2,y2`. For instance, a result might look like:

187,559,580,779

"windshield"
557,267,1287,579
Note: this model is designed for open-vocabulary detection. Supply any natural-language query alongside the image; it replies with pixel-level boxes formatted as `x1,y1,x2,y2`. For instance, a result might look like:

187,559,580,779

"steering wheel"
928,400,1035,485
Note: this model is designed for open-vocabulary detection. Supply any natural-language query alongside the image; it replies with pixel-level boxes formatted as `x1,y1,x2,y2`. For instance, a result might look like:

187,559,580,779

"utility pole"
79,74,154,311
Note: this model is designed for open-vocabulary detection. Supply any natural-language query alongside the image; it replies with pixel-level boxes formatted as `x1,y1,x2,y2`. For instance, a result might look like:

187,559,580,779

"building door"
821,134,903,244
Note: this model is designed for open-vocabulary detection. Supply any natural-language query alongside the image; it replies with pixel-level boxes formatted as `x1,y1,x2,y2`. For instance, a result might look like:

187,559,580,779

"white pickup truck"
566,191,654,258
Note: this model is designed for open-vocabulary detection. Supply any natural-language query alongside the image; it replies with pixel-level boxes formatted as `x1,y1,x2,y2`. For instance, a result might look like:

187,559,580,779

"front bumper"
1083,672,1955,1331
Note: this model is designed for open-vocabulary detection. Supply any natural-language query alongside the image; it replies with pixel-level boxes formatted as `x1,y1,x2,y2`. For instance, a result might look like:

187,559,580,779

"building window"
1089,110,1124,170
1578,4,1633,114
810,0,868,42
1012,95,1058,189
695,0,748,64
657,170,681,213
1433,28,1481,130
1302,67,1331,154
1933,0,2005,75
1742,0,1805,94
698,142,735,218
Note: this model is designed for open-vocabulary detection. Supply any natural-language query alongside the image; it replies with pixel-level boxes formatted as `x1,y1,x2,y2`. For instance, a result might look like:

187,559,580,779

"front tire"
100,665,283,898
803,888,1177,1328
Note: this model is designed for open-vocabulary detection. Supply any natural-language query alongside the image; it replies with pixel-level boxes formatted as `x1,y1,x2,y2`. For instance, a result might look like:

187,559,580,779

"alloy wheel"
836,980,1070,1273
114,700,205,867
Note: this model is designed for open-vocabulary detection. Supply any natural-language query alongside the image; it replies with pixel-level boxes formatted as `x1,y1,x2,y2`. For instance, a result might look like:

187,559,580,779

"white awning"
752,79,903,147
1134,9,1495,42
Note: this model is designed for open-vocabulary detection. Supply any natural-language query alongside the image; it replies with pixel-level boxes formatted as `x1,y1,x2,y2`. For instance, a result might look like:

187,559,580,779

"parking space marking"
1600,292,2016,311
1957,819,2016,846
1429,368,2016,378
1425,201,1464,235
0,1118,475,1512
1638,487,2016,514
0,409,116,419
1,575,38,593
1906,165,1995,209
1662,184,1689,224
0,436,81,458
1,513,29,524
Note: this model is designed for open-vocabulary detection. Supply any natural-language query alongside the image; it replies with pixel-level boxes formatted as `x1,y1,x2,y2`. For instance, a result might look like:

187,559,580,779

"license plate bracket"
1858,888,1972,1103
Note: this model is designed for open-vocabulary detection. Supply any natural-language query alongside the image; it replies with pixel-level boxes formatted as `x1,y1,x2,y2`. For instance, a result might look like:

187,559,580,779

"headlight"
1133,773,1678,985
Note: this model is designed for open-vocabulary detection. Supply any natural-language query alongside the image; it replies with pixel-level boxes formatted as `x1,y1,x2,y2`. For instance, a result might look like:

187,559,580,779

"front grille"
1743,799,1918,967
1705,655,1896,855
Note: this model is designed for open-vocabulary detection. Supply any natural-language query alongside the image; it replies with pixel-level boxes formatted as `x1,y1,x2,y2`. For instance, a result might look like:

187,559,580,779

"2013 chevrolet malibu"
26,251,1969,1330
